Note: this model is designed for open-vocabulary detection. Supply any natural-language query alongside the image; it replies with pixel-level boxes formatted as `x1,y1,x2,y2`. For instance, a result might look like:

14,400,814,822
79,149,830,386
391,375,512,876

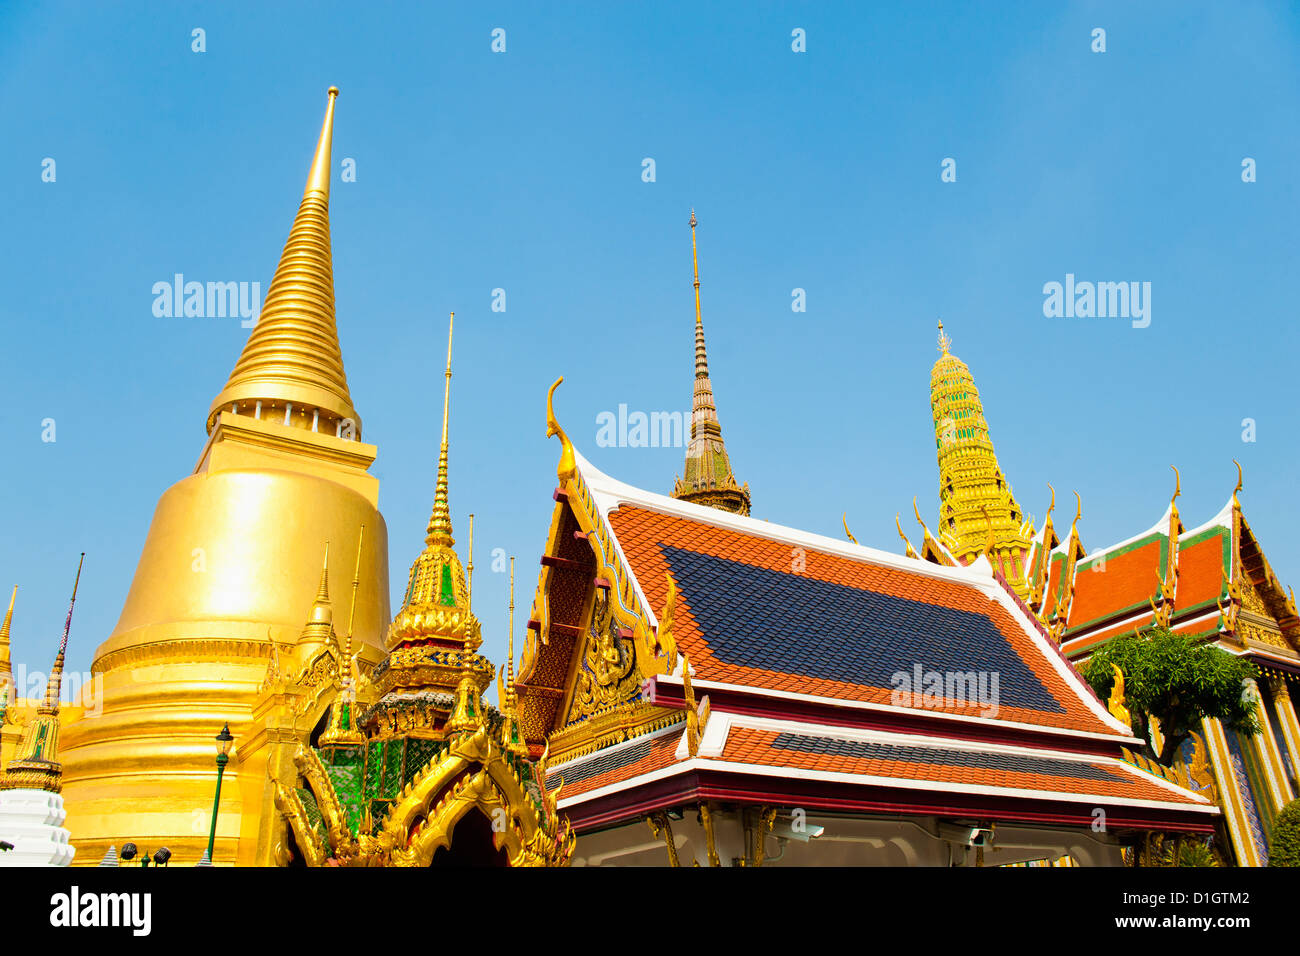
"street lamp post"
206,723,234,864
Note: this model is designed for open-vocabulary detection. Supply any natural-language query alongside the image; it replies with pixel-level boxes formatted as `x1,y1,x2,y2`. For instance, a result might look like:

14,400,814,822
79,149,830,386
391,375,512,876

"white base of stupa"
0,788,76,867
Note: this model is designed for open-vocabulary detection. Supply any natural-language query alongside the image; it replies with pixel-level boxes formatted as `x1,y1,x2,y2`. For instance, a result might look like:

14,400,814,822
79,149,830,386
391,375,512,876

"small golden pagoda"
0,556,83,795
671,211,751,516
267,313,572,866
929,321,1033,594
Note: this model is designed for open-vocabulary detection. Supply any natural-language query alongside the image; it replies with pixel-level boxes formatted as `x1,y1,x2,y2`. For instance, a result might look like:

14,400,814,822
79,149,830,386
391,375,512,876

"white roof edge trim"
719,711,1138,763
655,673,1140,746
557,756,1218,814
1080,506,1173,567
573,448,1003,600
1080,496,1233,571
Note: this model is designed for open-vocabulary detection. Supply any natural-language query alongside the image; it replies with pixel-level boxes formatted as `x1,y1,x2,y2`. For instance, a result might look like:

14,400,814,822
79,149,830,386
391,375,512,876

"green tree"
1081,627,1259,766
1269,799,1300,867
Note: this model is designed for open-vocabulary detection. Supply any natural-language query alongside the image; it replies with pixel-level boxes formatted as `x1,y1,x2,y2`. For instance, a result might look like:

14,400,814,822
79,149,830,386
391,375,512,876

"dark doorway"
430,809,509,867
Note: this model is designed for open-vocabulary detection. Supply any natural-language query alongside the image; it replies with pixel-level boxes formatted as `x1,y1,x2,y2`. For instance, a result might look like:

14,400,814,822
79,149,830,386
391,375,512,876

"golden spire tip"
425,312,456,545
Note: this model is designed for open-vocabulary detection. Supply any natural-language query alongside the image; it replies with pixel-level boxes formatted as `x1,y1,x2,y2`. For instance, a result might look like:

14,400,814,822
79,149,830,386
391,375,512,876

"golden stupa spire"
929,321,1030,594
343,526,363,670
497,554,527,755
384,309,485,677
316,542,331,603
671,210,751,516
207,87,361,438
1,554,83,793
297,543,334,653
426,312,456,547
43,553,84,711
0,585,15,695
319,526,365,748
507,556,516,707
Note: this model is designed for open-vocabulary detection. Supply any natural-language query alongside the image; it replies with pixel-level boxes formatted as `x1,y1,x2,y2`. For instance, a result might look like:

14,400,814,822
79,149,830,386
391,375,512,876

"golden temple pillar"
1201,716,1262,867
1249,681,1294,807
1270,678,1300,791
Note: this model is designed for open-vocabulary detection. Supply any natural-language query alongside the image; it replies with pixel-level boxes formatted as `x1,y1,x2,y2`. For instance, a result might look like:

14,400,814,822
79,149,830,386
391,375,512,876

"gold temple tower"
929,321,1032,594
671,211,751,516
58,89,392,865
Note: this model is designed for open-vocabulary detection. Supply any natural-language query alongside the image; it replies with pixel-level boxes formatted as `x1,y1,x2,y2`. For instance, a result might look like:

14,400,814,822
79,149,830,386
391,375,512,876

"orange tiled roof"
720,726,1207,806
548,727,681,799
606,506,1117,737
549,717,1212,811
1178,532,1229,610
1068,539,1163,627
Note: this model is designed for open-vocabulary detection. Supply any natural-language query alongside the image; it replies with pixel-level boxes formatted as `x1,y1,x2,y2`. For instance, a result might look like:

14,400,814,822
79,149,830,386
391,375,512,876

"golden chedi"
58,89,392,865
929,321,1033,594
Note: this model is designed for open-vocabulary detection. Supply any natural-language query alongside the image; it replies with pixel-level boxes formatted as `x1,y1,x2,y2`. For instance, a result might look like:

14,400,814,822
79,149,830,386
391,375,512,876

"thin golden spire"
426,312,456,546
304,87,339,199
44,553,85,711
344,525,364,673
0,585,15,692
0,586,14,642
690,209,708,378
207,87,359,437
937,319,952,355
507,555,516,709
315,542,331,603
466,513,475,613
672,210,750,516
0,557,82,794
320,524,366,748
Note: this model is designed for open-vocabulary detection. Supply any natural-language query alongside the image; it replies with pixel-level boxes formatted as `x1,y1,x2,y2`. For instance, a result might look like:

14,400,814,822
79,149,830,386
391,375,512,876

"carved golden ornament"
751,806,778,867
569,588,640,723
656,573,679,663
546,377,577,482
1108,664,1132,728
681,654,710,759
698,803,721,867
282,702,574,867
892,514,918,559
546,702,682,765
1187,731,1218,803
647,812,681,866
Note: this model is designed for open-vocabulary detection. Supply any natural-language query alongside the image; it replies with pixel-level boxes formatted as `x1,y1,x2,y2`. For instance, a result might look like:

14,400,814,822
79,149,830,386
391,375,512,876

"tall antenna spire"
672,210,751,516
426,312,456,546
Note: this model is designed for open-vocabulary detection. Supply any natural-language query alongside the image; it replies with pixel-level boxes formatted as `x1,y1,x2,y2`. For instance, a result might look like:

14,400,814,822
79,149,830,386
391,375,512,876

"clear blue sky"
1,1,1296,685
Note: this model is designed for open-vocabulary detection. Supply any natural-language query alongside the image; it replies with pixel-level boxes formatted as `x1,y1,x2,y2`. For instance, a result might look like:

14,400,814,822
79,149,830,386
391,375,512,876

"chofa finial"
547,377,577,481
